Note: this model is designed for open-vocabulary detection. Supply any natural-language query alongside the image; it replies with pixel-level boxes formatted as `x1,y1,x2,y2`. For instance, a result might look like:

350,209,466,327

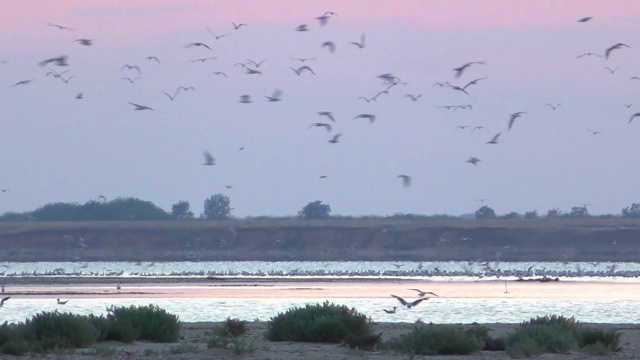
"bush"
222,317,248,337
298,201,331,219
108,304,181,343
265,301,374,343
344,332,382,351
387,325,485,355
475,206,496,220
17,311,98,352
506,315,621,357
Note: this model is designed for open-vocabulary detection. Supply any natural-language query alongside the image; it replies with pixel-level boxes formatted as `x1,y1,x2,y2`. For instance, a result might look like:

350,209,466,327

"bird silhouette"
576,52,602,59
12,79,34,87
211,71,228,77
383,307,397,314
185,42,212,50
39,55,68,67
291,66,315,76
546,103,561,110
604,66,619,74
48,23,73,31
308,123,332,132
129,102,153,111
265,89,283,102
329,133,342,143
145,56,160,63
246,59,267,67
586,128,602,135
486,132,502,144
75,93,83,99
453,61,485,78
508,112,526,131
203,152,215,165
391,294,428,308
73,39,93,46
397,175,411,188
245,67,262,75
322,41,336,53
191,57,217,63
163,91,179,101
232,22,247,30
605,43,629,59
405,94,422,101
629,113,640,124
57,298,69,305
578,16,592,22
353,114,376,123
207,29,229,39
408,289,439,297
466,157,481,165
122,77,140,83
121,64,141,74
350,34,366,49
318,111,335,122
239,95,253,103
295,24,309,32
0,296,9,307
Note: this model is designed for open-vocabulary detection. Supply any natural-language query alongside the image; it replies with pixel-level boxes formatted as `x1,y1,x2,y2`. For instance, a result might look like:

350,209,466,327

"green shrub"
388,325,485,355
230,336,256,355
17,311,98,352
344,332,382,351
108,304,181,342
0,340,29,356
167,342,199,354
265,301,375,343
223,317,248,337
576,327,621,354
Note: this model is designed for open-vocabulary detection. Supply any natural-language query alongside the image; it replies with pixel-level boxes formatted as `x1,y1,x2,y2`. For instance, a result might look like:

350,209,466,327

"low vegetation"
0,305,180,355
506,315,621,358
207,317,255,355
386,324,503,356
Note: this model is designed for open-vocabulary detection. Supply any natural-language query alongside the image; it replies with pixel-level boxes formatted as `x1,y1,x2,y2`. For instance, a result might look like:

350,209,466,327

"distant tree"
524,210,539,219
475,205,496,220
298,201,331,219
203,194,232,220
546,208,563,218
171,200,194,219
622,203,640,218
500,211,521,220
568,205,589,218
27,198,171,221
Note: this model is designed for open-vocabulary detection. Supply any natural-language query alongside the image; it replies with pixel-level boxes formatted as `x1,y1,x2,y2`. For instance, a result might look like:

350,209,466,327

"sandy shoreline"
55,321,640,359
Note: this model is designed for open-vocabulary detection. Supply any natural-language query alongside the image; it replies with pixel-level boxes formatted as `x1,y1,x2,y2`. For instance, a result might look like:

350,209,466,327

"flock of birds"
3,7,640,219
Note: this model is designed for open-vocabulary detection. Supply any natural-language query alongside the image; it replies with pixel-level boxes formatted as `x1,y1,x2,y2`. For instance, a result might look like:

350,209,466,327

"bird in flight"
265,89,283,102
353,114,376,123
629,113,640,124
408,289,439,297
185,42,212,50
39,55,68,67
486,132,502,144
546,103,561,110
322,41,336,53
329,133,342,143
405,94,422,101
245,67,262,75
397,175,411,188
76,92,83,99
203,152,215,166
163,91,179,101
350,34,366,49
291,57,316,62
308,123,332,132
239,95,253,103
586,128,602,135
466,157,481,165
121,64,141,74
191,57,217,63
508,112,526,131
453,61,485,78
122,77,140,83
48,23,73,31
129,102,153,111
207,29,228,39
295,24,309,32
46,68,69,78
578,16,593,22
604,66,619,74
145,56,160,63
11,79,34,87
605,43,629,59
211,71,228,77
391,294,428,308
247,59,267,67
318,111,335,123
576,52,602,59
232,22,247,30
0,296,9,307
73,39,93,46
291,66,315,76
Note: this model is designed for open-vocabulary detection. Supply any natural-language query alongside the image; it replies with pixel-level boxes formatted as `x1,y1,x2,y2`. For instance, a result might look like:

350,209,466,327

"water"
1,261,639,325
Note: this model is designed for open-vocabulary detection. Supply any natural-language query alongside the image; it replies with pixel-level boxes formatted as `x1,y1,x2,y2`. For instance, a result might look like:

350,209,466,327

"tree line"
1,196,640,221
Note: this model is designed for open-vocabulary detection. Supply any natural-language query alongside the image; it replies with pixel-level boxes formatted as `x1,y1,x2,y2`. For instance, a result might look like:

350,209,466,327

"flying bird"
246,59,267,67
291,57,316,62
329,133,342,143
295,24,309,32
453,61,485,78
508,112,526,131
145,56,160,63
291,66,315,75
245,67,262,75
191,57,217,63
39,55,68,67
121,64,141,74
73,39,93,46
578,17,593,22
350,34,366,49
321,41,336,53
391,295,428,308
605,43,629,60
48,23,73,31
211,71,228,77
308,123,332,132
239,95,253,103
471,126,485,133
397,175,411,188
207,29,228,39
405,94,422,101
486,132,502,144
576,52,602,59
408,289,439,297
0,296,9,307
265,89,283,102
462,77,488,90
203,152,215,165
232,22,247,30
586,128,602,135
163,91,179,101
318,111,335,122
185,42,212,50
122,77,140,83
466,157,481,165
353,114,376,123
604,66,618,74
75,92,83,99
629,113,640,124
546,103,561,110
129,102,153,111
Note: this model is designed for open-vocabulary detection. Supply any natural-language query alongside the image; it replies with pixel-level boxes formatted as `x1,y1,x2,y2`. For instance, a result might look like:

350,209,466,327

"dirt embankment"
0,218,639,262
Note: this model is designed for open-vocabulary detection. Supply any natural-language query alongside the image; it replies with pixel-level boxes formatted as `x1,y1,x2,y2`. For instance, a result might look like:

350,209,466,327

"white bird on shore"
57,298,69,305
383,306,397,314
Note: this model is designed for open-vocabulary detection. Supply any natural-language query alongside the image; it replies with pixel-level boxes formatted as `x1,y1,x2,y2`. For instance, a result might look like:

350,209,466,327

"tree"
568,205,589,218
475,205,496,220
203,194,232,220
500,211,521,220
171,200,194,219
546,208,563,218
298,201,331,219
622,203,640,218
524,210,539,219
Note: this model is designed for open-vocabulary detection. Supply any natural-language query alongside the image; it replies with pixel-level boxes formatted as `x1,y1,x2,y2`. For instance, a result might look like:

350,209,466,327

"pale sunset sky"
1,1,639,217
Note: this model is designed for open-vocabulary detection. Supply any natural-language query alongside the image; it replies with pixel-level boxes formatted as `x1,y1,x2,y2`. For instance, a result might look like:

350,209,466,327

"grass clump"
17,311,98,352
387,324,486,355
506,315,621,358
265,301,375,344
107,304,181,342
222,317,248,337
208,318,255,355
